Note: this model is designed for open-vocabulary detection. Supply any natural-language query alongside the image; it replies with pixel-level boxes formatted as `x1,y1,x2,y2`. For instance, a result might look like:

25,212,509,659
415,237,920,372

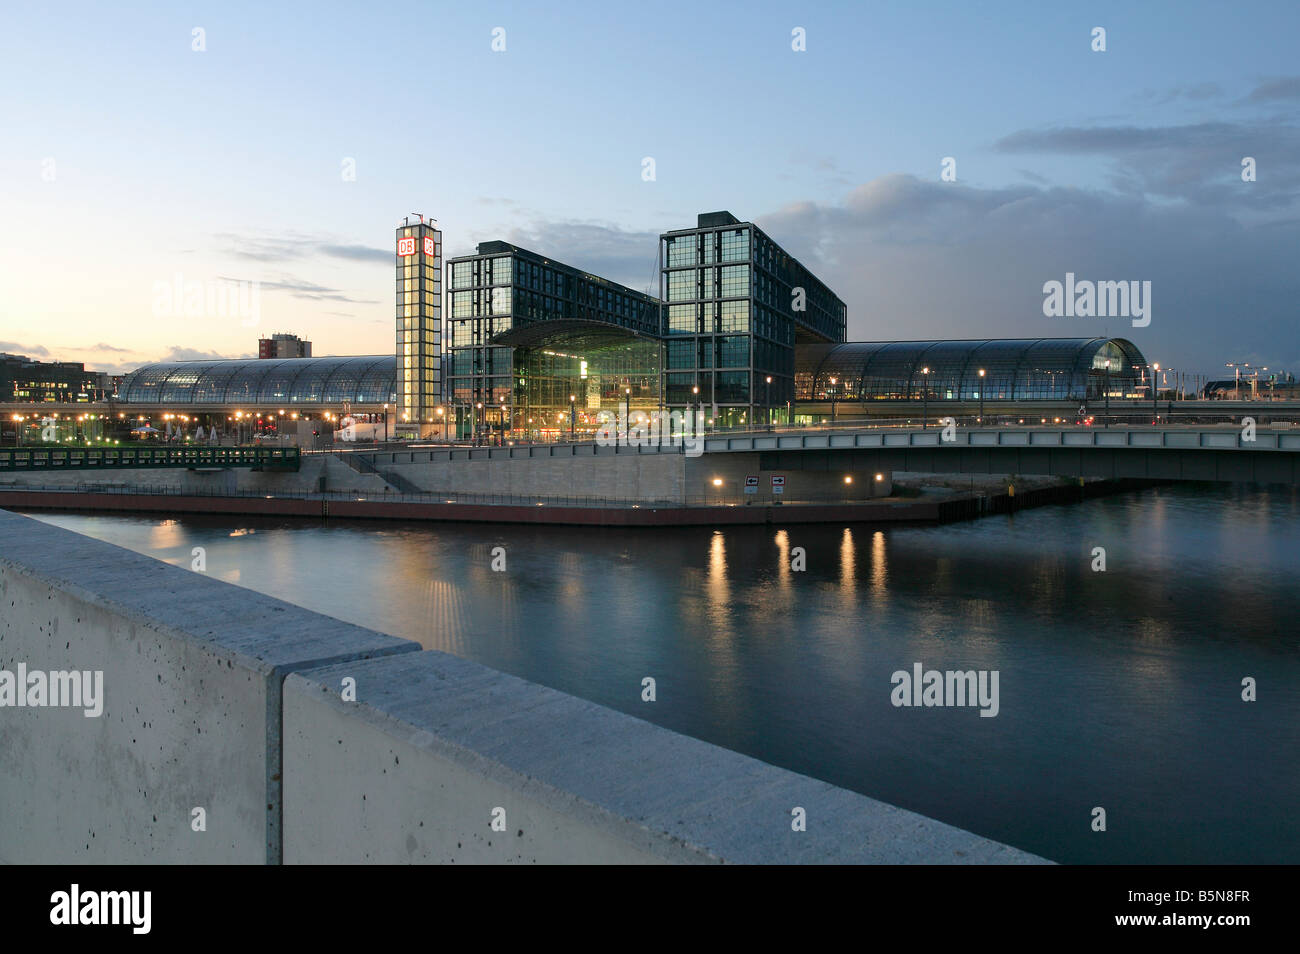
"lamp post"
977,368,985,425
500,400,507,445
624,386,631,447
569,394,576,440
692,384,700,438
1151,362,1159,424
383,402,389,442
765,375,773,431
475,402,483,446
436,405,445,442
829,376,837,424
1103,359,1111,428
921,366,930,429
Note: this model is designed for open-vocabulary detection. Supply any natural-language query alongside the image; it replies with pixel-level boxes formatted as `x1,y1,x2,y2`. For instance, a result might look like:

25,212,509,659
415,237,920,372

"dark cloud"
1246,76,1300,102
994,121,1300,210
500,222,662,296
215,274,379,305
218,233,388,265
0,341,50,356
748,175,1300,374
317,244,390,263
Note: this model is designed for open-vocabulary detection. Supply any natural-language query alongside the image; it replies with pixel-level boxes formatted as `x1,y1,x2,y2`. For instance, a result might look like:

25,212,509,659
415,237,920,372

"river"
21,482,1300,863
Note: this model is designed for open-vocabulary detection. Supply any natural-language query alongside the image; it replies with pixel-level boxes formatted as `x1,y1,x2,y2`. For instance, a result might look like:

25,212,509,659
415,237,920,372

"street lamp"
829,376,837,423
765,375,773,431
475,402,483,446
569,394,576,440
921,367,930,429
977,368,985,424
436,405,445,442
383,402,389,442
624,387,632,446
1103,359,1111,428
1151,363,1160,423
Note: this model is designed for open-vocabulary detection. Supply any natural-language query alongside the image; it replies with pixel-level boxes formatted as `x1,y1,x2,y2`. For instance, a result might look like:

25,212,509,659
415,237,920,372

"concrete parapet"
0,509,418,863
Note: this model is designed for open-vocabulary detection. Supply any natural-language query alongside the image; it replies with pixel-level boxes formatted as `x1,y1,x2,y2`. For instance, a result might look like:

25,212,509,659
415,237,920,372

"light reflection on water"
22,482,1300,864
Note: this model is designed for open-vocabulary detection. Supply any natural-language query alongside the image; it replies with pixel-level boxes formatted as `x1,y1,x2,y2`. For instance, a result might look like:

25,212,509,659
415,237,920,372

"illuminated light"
423,235,436,257
397,236,417,256
844,475,853,484
712,478,723,487
875,473,884,481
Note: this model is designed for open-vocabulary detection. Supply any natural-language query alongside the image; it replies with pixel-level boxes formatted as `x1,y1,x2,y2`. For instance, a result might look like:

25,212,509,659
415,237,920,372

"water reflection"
21,482,1300,864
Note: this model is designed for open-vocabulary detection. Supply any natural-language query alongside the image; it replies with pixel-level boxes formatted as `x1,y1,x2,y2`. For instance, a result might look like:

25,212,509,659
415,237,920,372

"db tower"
395,215,442,438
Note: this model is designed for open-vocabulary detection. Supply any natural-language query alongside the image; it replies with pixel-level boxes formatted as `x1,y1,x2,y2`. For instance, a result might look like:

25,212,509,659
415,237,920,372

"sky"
1,0,1297,380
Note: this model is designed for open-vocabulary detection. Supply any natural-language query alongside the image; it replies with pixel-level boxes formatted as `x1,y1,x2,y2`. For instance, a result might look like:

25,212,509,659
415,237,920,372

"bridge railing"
0,444,300,471
0,479,900,510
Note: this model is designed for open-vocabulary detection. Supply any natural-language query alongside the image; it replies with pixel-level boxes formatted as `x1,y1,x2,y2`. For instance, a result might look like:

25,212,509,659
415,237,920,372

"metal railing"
0,480,897,511
0,444,301,472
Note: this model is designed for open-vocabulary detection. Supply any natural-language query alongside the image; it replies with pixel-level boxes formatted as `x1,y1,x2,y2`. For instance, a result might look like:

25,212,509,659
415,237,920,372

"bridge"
0,444,301,472
356,422,1300,488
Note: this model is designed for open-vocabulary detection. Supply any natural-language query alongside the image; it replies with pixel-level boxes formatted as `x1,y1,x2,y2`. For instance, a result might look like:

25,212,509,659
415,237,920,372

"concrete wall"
0,509,1048,864
0,509,417,863
0,454,393,496
380,449,688,502
685,452,893,502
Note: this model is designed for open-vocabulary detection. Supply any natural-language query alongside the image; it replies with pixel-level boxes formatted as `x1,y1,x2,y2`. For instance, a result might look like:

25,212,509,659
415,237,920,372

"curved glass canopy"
119,356,396,405
795,338,1149,403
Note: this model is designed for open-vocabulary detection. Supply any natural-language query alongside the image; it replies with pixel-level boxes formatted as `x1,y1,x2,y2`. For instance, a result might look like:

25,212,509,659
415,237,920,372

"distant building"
258,333,312,359
0,353,108,402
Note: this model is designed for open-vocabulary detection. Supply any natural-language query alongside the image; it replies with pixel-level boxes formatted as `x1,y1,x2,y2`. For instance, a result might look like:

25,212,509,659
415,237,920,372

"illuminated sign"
423,236,436,257
397,237,417,256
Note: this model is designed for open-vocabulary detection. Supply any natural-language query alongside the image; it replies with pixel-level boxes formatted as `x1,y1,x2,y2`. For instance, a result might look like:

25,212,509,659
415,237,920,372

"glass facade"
118,356,396,405
660,212,846,426
794,338,1150,405
395,222,441,433
444,241,663,440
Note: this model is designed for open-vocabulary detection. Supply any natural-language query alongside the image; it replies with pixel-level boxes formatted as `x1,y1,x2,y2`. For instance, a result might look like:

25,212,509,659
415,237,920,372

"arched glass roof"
119,356,396,405
795,338,1149,403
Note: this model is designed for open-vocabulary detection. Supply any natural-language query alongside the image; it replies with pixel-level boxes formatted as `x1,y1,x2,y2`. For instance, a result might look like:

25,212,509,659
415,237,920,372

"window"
720,228,749,262
668,304,696,334
452,291,474,318
666,235,697,268
667,271,696,302
719,300,749,333
491,257,512,285
451,261,473,288
666,340,693,369
717,336,749,368
720,265,749,298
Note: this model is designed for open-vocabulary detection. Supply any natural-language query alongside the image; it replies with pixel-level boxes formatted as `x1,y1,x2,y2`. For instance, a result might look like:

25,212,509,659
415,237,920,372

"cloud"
994,121,1300,211
1245,76,1300,103
218,232,388,265
746,175,1300,372
84,342,136,353
499,221,662,296
0,341,50,356
216,274,380,305
156,346,249,362
317,244,390,263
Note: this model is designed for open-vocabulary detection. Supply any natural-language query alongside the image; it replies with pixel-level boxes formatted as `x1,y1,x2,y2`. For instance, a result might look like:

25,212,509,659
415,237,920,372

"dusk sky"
2,0,1297,378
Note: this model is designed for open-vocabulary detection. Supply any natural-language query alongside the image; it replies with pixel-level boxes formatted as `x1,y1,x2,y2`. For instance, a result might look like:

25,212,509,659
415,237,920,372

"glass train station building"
117,211,1152,441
